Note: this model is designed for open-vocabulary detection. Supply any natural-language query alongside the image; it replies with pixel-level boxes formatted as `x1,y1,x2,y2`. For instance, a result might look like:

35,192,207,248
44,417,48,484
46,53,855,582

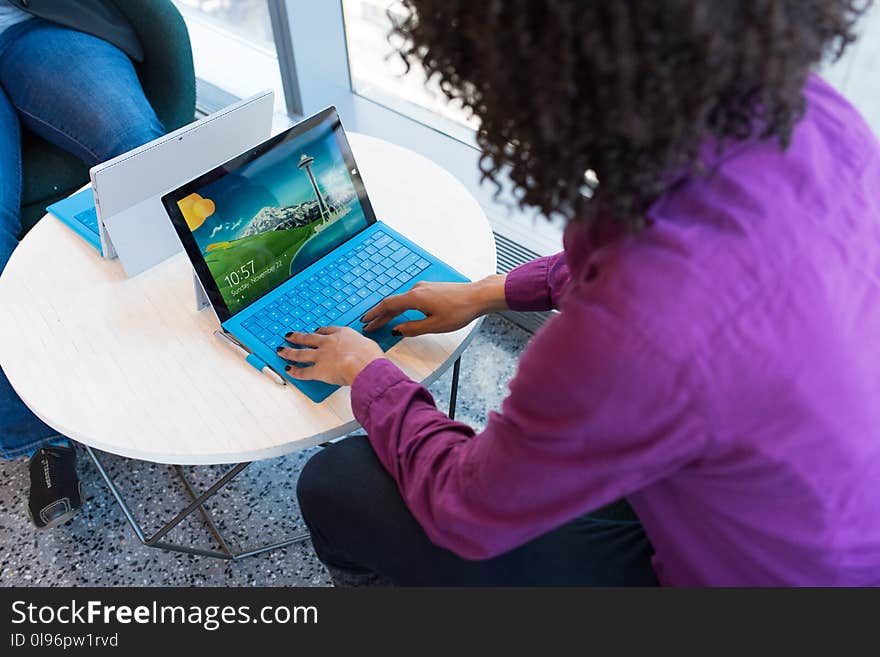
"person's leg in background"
0,19,164,528
0,68,81,528
0,20,165,167
297,436,659,586
0,81,20,270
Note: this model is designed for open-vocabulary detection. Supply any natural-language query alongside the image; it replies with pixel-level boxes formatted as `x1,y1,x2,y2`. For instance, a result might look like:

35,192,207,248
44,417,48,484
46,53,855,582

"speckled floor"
0,315,529,587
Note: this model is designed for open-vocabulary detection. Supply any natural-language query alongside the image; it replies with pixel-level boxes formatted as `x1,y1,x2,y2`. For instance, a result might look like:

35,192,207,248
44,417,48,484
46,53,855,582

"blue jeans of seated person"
0,18,165,459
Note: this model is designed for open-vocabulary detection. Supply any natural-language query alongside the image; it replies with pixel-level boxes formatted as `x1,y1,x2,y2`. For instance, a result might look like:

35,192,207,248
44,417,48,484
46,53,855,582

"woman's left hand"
277,327,385,387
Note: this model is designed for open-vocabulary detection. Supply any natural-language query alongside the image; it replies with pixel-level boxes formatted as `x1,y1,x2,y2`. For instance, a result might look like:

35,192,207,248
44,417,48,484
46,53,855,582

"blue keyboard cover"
223,223,468,403
241,229,430,350
74,207,99,233
46,188,102,254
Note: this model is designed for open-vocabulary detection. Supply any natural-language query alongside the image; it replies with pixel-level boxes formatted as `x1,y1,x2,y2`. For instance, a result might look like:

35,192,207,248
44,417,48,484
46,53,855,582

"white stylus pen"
213,329,286,386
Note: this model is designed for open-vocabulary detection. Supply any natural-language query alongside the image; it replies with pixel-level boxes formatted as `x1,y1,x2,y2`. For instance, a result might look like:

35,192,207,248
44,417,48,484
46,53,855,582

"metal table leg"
85,445,310,561
86,355,464,559
448,356,461,420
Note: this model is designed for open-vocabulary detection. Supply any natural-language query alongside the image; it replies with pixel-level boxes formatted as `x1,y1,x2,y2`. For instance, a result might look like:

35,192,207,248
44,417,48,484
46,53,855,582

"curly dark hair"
389,0,872,229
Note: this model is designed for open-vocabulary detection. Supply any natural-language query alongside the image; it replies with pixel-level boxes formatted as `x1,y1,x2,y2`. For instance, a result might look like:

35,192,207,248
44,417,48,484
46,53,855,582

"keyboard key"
347,294,360,305
377,274,391,285
338,301,351,314
390,247,409,262
75,207,99,232
416,258,430,269
378,285,394,296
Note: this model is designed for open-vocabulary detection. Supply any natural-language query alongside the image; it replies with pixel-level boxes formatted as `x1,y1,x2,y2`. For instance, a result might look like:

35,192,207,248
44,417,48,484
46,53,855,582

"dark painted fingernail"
392,329,402,337
285,365,292,372
276,346,284,353
360,315,367,322
285,331,293,338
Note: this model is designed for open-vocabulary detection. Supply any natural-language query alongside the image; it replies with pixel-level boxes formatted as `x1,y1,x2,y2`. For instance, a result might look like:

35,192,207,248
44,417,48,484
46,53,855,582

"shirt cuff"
504,257,553,312
350,358,412,428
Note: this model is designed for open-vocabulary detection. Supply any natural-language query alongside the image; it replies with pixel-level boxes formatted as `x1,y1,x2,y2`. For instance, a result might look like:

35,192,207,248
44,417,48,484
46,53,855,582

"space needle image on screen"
177,119,369,314
297,153,331,222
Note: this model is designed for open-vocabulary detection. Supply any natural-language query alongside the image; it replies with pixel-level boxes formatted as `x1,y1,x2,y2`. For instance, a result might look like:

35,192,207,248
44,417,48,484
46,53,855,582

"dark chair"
18,0,196,237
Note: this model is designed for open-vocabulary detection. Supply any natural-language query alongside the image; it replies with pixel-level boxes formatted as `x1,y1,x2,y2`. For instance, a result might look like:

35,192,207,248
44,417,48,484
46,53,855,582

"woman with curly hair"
288,0,880,585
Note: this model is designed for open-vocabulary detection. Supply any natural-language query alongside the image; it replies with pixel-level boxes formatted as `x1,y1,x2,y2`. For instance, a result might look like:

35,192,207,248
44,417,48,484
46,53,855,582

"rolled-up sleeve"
504,253,570,312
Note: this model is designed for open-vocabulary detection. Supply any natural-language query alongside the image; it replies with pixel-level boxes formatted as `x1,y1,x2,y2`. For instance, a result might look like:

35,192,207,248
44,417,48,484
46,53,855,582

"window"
341,0,478,144
819,1,880,137
173,0,286,114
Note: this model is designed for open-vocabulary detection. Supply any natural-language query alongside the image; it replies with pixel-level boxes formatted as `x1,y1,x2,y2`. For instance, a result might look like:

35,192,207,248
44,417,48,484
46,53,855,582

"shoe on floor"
28,445,82,529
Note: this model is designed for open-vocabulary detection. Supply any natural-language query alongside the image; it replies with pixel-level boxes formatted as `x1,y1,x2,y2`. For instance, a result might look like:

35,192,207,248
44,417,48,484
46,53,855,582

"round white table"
0,132,496,559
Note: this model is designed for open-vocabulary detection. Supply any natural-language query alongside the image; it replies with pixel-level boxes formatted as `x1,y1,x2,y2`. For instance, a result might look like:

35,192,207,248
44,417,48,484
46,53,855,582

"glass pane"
819,1,880,137
173,0,285,112
342,0,478,143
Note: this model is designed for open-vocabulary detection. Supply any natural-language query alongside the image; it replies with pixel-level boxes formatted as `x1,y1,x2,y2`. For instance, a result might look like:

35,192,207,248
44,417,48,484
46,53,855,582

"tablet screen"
166,109,374,319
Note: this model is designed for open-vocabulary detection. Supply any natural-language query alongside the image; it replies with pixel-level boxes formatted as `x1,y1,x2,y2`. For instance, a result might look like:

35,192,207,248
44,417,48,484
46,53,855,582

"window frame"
277,0,564,258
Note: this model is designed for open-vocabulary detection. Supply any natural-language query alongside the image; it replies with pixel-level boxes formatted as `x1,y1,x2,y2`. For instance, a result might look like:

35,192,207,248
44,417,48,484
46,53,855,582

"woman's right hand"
361,274,508,337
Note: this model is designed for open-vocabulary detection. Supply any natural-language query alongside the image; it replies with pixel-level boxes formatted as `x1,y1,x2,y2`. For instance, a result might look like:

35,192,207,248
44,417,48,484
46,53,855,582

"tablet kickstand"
194,271,211,311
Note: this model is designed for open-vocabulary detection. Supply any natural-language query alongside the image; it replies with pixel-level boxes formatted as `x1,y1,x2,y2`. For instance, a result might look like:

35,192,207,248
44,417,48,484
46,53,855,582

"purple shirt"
351,75,880,585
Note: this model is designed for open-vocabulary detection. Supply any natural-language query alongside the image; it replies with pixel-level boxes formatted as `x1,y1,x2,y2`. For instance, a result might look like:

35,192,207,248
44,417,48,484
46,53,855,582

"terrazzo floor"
0,315,530,587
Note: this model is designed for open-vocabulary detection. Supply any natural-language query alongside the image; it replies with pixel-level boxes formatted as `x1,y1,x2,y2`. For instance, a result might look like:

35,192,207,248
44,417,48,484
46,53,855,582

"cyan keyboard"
73,207,100,236
242,230,430,350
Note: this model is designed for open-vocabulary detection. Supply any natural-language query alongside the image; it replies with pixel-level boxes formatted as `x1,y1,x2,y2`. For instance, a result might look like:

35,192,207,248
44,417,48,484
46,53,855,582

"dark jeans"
296,436,659,586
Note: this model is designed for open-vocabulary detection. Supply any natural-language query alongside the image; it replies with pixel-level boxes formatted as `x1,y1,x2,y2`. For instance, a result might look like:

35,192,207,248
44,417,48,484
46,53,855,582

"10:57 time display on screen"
224,260,255,288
